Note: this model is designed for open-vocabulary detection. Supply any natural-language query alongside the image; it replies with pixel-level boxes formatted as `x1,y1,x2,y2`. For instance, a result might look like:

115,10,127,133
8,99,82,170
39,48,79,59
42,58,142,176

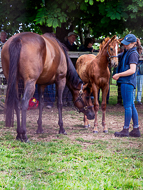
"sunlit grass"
0,137,143,189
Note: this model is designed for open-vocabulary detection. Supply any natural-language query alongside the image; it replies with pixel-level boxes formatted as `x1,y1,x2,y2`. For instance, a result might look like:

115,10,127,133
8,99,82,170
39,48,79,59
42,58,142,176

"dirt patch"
0,104,143,143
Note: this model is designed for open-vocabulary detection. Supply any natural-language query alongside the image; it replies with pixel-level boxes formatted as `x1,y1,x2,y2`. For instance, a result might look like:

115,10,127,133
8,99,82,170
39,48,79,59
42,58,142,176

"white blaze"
115,44,118,56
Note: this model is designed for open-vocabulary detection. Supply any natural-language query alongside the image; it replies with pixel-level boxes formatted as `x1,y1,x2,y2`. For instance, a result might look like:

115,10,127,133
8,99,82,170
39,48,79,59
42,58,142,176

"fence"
0,52,143,109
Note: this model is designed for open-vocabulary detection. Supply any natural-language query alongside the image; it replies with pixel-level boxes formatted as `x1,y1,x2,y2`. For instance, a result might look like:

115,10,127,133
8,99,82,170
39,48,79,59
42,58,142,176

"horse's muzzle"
86,111,95,120
111,58,118,68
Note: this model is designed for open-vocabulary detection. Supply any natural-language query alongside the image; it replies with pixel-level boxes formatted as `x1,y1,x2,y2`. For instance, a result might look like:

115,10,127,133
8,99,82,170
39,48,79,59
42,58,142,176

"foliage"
0,0,143,40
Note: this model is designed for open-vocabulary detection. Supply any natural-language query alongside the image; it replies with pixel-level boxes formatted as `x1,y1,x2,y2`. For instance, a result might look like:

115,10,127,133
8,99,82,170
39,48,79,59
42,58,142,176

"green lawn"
0,134,143,190
0,79,143,189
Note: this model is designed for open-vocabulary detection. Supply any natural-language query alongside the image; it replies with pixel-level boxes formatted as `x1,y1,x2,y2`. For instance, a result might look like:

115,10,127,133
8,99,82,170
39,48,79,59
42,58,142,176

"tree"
0,0,143,42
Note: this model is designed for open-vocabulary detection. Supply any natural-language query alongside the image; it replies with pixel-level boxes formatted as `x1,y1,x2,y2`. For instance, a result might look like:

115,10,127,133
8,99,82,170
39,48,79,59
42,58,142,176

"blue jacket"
116,47,139,88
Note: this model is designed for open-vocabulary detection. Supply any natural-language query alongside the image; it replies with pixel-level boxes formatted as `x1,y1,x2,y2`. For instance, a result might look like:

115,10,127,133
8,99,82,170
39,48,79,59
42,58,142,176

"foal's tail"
5,37,22,127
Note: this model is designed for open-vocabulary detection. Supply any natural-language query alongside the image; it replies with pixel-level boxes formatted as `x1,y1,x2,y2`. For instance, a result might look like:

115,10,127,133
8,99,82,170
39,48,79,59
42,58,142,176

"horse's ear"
118,38,123,43
101,35,117,50
111,35,116,41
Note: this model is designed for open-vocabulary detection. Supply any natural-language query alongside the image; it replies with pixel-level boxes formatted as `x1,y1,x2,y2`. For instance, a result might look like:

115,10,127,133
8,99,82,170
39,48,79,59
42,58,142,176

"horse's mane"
62,45,82,87
99,37,110,51
43,33,82,88
95,37,111,58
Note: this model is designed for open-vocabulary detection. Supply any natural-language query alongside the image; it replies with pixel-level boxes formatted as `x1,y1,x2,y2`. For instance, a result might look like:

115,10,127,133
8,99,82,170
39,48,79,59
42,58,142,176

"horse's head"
107,35,119,68
74,83,95,120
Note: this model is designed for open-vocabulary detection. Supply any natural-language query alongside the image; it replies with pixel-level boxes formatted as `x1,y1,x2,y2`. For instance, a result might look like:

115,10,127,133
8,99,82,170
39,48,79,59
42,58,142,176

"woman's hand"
112,73,120,80
113,64,136,81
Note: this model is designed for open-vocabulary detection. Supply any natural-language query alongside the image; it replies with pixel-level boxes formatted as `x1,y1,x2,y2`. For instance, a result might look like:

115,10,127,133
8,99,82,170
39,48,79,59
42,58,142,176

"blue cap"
121,34,137,45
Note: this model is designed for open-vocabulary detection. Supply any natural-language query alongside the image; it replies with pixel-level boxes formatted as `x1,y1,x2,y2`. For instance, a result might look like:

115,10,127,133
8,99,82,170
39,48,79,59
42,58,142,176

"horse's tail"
5,37,22,127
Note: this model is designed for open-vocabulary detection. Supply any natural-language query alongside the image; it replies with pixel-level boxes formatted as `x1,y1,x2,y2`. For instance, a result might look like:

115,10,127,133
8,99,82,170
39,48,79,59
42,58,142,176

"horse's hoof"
59,131,67,135
84,124,90,128
103,130,108,133
23,138,29,143
20,137,29,143
93,130,98,134
16,136,22,141
36,129,44,134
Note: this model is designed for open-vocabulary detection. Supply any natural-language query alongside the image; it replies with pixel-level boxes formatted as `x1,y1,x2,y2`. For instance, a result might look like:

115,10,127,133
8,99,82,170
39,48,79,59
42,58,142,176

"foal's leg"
21,81,35,142
92,84,99,133
56,78,67,134
36,85,45,134
101,87,108,133
83,115,90,128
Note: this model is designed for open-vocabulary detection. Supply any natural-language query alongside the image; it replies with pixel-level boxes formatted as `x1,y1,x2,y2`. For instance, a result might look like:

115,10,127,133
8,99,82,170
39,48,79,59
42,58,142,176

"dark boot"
114,128,129,137
129,128,141,137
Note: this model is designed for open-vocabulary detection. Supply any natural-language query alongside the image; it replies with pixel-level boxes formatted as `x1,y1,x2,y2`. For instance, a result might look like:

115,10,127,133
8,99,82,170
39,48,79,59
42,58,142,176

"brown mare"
76,35,119,133
1,32,94,142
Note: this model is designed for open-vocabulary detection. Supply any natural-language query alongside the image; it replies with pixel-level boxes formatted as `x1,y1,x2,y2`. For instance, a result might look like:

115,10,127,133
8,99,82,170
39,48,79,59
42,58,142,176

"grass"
0,135,143,190
0,79,143,189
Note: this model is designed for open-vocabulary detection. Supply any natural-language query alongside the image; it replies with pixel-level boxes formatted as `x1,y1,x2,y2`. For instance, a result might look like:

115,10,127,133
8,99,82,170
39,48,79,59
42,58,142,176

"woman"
113,34,141,137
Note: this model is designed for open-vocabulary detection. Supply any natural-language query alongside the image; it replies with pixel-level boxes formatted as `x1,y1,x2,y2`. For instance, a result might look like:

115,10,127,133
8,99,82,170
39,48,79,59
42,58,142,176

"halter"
107,43,118,60
74,83,94,113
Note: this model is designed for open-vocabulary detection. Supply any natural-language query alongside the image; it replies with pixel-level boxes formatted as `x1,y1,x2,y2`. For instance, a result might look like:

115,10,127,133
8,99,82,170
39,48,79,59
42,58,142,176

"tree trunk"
56,23,75,43
39,24,77,43
39,25,53,34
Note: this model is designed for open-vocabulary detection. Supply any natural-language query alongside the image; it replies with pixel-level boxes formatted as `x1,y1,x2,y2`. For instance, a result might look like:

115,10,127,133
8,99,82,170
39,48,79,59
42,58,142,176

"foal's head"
100,35,119,68
107,35,119,68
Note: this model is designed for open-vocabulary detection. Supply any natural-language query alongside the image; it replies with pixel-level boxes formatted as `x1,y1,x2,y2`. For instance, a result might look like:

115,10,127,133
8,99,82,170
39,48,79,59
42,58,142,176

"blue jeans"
121,83,138,129
133,75,143,102
136,75,143,102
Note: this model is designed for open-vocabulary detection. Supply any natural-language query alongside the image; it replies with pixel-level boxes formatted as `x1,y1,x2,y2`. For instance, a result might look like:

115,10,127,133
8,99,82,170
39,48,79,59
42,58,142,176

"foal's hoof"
93,130,98,134
84,124,90,128
103,130,108,133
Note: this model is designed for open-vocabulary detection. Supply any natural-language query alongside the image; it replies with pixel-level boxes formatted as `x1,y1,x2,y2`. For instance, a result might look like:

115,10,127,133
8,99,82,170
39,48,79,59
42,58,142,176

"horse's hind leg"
36,85,45,134
101,109,108,133
15,80,24,141
21,81,36,142
57,79,67,134
15,95,22,141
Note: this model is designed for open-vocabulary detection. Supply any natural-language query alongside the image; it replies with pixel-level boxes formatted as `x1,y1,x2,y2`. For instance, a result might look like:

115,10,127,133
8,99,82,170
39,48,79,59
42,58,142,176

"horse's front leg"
57,79,67,134
83,114,90,128
92,84,99,133
93,106,99,133
101,87,108,133
36,85,45,134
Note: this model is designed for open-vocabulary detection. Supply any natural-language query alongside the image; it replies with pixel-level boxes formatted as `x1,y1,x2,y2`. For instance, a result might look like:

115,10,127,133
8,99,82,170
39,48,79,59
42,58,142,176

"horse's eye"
110,47,113,51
